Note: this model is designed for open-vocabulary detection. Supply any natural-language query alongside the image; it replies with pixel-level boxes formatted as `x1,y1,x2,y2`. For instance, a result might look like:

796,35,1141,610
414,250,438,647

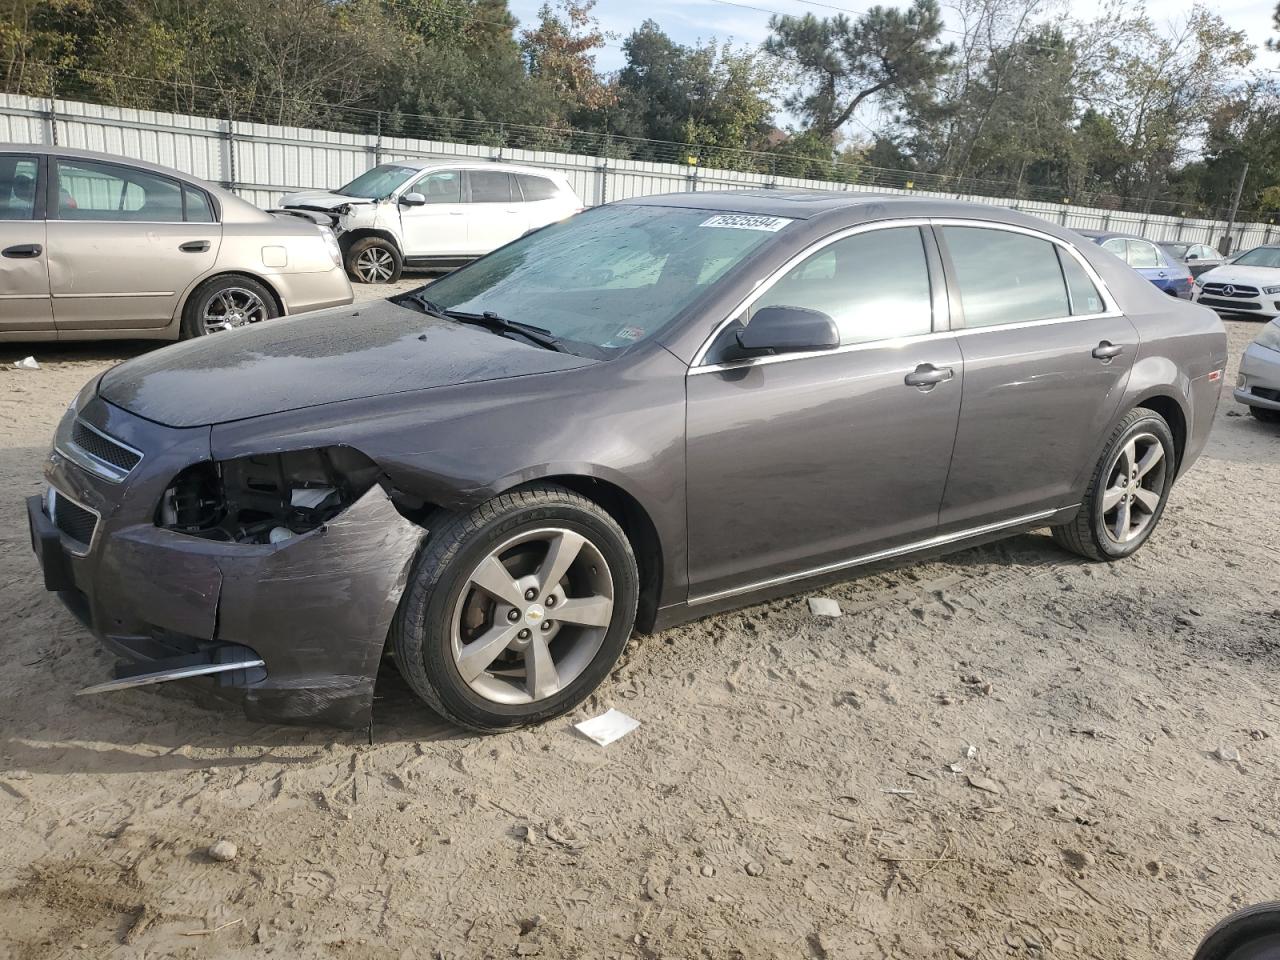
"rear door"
46,157,220,331
398,168,465,258
1124,237,1177,294
685,223,963,601
463,170,527,255
0,152,53,334
935,223,1138,532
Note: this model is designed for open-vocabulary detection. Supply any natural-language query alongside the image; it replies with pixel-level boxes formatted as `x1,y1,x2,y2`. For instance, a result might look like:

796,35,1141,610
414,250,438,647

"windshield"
336,164,420,199
420,204,788,356
1231,246,1280,268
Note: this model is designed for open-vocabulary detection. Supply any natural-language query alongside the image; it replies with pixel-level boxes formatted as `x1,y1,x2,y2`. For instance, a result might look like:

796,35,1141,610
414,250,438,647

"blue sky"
505,0,1279,75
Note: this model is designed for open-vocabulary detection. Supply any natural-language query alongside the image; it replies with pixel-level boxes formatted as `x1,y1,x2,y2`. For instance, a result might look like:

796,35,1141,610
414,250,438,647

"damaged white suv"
280,161,582,283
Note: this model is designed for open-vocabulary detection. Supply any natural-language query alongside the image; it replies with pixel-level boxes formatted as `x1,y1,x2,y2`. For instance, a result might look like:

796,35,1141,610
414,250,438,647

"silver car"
0,145,352,341
1235,318,1280,423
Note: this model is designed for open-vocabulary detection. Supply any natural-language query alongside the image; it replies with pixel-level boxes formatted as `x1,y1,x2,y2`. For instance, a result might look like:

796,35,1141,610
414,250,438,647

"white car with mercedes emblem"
1192,245,1280,319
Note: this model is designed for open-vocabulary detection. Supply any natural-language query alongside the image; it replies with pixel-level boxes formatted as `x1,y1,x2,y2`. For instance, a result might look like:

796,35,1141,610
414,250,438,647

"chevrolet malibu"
28,192,1227,731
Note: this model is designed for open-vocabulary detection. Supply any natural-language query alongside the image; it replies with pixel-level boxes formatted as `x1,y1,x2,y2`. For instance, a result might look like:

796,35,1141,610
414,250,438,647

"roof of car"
384,158,569,178
1076,229,1162,244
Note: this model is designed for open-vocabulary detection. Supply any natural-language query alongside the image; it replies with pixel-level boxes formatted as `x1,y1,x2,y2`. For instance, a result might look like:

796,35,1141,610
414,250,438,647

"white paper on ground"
808,597,842,618
574,708,640,746
14,356,39,370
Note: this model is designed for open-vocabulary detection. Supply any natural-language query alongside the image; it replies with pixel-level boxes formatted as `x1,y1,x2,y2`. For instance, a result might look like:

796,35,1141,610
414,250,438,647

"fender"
338,226,402,255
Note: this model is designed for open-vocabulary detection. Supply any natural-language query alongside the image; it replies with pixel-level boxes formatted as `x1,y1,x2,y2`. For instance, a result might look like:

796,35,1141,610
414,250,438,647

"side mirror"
734,305,840,357
399,192,426,207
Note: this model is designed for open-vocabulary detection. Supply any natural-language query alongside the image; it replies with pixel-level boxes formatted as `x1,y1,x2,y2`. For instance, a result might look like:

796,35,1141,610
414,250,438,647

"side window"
749,226,933,346
941,226,1070,327
184,186,215,223
0,155,39,220
1196,245,1216,260
516,174,559,202
1058,249,1105,315
468,170,514,203
413,170,462,204
55,159,184,222
1127,241,1160,268
1101,237,1127,258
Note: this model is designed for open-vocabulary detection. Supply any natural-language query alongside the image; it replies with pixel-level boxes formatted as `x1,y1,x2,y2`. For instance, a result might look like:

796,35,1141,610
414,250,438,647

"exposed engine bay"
157,446,381,544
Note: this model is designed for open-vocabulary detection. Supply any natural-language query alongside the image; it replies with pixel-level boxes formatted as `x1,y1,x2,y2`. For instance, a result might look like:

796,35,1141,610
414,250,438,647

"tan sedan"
0,145,352,341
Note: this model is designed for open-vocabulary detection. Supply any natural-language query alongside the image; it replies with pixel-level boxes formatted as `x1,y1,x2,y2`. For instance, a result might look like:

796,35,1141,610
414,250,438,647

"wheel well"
183,271,284,318
540,475,664,633
340,229,402,256
1136,395,1186,470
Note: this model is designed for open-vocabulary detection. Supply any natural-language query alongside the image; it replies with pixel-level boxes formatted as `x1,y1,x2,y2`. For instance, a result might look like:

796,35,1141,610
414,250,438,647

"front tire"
391,484,639,732
1052,407,1176,561
345,236,402,284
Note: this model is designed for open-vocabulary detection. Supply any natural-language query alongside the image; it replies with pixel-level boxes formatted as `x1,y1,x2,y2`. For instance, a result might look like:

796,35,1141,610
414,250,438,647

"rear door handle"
904,363,954,388
179,240,210,253
1092,341,1123,361
2,243,41,258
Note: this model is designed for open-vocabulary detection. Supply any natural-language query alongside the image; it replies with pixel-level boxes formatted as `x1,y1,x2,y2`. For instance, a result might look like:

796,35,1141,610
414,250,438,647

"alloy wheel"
203,287,268,333
354,246,395,283
1100,432,1167,544
449,528,615,705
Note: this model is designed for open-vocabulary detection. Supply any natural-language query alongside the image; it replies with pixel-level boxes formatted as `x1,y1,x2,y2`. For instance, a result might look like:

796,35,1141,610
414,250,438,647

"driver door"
684,224,964,601
398,169,465,258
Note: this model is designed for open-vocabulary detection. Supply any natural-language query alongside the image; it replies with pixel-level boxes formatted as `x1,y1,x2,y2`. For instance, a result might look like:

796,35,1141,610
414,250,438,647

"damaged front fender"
92,485,426,727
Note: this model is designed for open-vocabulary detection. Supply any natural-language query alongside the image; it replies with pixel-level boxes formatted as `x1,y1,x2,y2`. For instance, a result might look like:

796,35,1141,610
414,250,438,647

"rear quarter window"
516,174,560,202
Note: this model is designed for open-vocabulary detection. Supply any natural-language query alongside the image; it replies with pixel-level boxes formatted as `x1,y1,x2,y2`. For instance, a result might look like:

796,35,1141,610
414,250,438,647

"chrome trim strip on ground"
46,486,102,557
55,418,144,483
75,659,268,696
686,507,1064,606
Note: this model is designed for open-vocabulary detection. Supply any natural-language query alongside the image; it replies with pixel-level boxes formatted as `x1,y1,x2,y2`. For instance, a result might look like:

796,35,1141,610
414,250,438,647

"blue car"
1078,230,1193,298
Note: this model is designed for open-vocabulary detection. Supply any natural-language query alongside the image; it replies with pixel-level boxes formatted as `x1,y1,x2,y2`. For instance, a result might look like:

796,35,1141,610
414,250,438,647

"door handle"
904,363,954,388
179,240,210,253
1092,341,1123,361
2,243,41,258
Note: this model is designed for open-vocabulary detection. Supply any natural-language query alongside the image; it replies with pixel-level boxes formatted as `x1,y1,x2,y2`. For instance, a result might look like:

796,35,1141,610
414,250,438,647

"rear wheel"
345,236,402,284
180,275,278,338
1052,407,1176,561
1249,405,1280,423
391,484,639,731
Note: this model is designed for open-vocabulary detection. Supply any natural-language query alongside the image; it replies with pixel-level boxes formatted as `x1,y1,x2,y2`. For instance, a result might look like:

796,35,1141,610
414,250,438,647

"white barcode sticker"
699,214,793,232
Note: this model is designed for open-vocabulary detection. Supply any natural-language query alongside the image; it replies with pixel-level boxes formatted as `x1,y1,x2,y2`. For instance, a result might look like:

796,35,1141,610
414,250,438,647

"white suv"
280,162,582,283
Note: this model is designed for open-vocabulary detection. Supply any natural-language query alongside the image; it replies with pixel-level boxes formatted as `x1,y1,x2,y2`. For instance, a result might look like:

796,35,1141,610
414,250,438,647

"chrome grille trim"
56,418,143,483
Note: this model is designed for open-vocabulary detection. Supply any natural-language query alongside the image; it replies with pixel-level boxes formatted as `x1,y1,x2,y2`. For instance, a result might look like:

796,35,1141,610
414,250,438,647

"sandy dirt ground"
1,295,1278,960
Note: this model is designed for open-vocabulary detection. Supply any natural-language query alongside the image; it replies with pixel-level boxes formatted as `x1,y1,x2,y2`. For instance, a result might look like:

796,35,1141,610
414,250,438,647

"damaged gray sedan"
29,191,1226,731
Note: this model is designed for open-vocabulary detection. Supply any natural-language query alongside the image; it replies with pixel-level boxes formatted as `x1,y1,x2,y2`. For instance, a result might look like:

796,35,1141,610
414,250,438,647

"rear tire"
1249,405,1280,423
180,274,278,339
1052,407,1176,561
345,236,402,284
391,484,639,732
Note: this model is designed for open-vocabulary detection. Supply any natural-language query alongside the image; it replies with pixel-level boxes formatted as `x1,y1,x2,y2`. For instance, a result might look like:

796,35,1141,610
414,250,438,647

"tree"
520,0,614,123
764,0,953,141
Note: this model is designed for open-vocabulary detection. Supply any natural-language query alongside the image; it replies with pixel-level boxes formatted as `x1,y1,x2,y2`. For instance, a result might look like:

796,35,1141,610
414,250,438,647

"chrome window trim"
687,507,1064,606
55,418,144,484
689,217,1122,374
46,485,102,557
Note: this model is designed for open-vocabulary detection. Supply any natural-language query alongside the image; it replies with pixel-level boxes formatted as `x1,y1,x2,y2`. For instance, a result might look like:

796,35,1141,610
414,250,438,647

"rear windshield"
1232,247,1280,268
337,164,419,199
421,204,790,356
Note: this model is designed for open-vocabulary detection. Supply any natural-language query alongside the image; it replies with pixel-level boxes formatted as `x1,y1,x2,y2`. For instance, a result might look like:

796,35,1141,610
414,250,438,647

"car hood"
279,191,375,210
1199,265,1280,286
98,300,596,428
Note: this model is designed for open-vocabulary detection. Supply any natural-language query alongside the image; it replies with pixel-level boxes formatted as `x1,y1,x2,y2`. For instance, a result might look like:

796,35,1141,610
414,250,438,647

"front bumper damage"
29,396,426,727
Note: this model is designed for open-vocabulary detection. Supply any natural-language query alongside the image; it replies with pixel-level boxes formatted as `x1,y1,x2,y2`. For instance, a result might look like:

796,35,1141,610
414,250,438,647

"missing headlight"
158,447,381,544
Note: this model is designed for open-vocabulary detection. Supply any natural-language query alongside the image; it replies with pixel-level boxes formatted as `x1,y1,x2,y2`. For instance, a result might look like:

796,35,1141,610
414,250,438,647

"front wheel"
345,236,402,284
391,484,639,731
1052,407,1176,561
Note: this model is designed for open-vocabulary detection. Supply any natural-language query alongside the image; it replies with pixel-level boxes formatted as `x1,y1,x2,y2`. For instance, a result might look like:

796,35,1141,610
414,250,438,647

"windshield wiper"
395,292,567,353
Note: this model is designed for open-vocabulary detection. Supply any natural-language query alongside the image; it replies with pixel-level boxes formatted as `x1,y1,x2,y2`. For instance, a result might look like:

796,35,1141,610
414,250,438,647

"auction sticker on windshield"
699,214,794,232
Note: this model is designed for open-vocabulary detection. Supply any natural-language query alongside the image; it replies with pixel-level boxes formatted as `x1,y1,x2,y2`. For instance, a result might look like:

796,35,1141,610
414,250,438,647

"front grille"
1202,282,1260,298
70,420,141,473
1198,296,1261,310
51,491,98,548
